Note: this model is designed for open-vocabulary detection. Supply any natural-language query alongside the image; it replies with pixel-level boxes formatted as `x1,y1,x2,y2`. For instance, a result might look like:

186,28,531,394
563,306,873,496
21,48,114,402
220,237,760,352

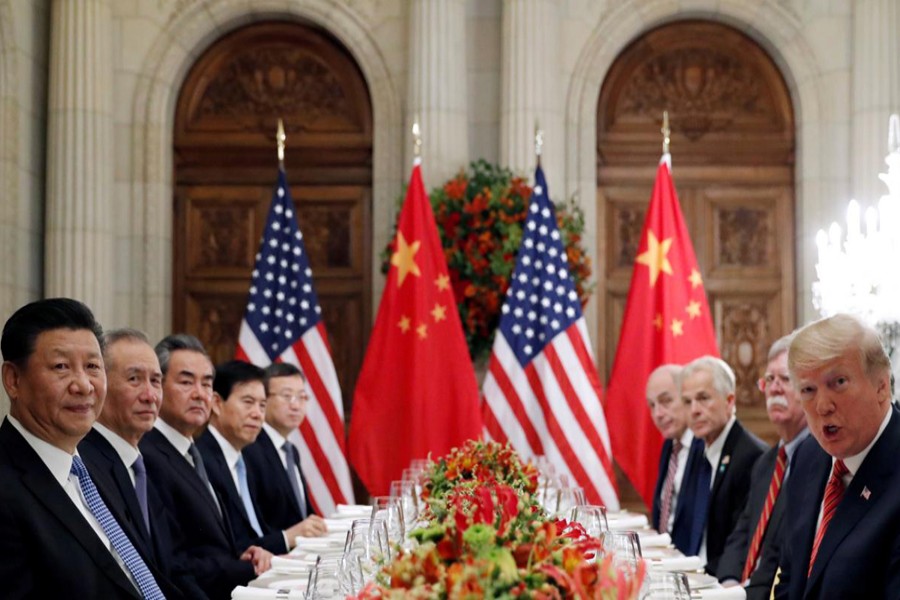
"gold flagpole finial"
534,122,544,167
276,119,286,167
661,110,671,156
412,118,422,161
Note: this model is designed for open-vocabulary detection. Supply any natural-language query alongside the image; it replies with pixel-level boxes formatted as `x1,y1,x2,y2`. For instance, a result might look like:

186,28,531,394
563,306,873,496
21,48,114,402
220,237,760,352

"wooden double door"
172,21,372,412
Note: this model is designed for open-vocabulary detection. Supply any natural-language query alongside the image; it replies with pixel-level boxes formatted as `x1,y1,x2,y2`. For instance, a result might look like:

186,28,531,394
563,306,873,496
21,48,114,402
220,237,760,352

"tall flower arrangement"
355,441,645,599
382,161,594,362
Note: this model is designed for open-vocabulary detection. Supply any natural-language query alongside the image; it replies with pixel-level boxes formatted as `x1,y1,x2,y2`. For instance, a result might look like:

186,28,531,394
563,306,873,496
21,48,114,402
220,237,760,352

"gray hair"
789,314,890,381
155,333,212,377
681,355,736,396
767,333,795,363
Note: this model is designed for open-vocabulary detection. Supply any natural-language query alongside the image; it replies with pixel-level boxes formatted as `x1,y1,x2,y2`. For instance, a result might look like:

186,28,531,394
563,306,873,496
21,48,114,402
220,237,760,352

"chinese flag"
605,156,719,509
349,162,482,496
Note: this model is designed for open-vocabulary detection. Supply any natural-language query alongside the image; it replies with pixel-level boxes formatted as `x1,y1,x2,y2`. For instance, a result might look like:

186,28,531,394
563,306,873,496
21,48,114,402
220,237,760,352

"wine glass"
641,571,691,600
569,504,609,538
602,530,643,567
555,486,586,517
371,495,406,547
390,479,420,525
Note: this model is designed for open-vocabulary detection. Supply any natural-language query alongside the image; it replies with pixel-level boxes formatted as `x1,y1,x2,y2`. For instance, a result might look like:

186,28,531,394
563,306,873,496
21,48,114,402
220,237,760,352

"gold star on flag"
686,301,701,319
688,268,703,289
671,319,684,337
398,315,411,333
636,231,674,287
653,313,664,331
435,273,450,291
391,231,421,287
431,303,447,322
416,323,428,339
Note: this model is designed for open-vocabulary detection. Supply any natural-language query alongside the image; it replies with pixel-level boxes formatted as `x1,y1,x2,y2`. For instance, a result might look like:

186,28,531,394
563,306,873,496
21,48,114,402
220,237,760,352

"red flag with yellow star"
605,156,719,509
349,162,482,496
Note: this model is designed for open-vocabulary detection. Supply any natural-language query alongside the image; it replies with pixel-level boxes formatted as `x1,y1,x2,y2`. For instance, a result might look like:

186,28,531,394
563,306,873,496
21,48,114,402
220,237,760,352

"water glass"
641,571,691,600
370,495,406,547
569,504,609,537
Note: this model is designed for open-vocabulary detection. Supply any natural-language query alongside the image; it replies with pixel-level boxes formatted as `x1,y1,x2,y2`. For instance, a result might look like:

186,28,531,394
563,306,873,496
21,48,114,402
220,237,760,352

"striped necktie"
808,459,848,575
658,439,682,533
71,456,166,600
742,445,787,581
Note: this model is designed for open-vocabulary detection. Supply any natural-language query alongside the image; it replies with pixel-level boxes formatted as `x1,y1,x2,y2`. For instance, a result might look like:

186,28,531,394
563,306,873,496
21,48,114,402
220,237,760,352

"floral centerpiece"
354,441,645,599
383,161,594,363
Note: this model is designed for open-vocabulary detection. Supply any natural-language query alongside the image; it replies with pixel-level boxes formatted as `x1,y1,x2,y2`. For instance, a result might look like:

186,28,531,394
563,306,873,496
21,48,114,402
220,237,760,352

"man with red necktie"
774,314,900,599
716,335,809,598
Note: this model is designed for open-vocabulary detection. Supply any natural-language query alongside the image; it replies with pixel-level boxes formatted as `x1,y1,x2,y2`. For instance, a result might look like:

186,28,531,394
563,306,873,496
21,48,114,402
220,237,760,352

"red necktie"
808,459,849,576
741,445,787,581
658,439,682,533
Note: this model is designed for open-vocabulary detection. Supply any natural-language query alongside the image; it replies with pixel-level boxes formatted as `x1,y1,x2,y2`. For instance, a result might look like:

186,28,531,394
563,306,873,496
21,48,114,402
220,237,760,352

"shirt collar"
262,422,287,449
93,422,141,467
208,425,242,470
841,407,892,476
704,416,737,466
678,428,694,449
154,418,193,456
8,415,76,488
782,426,810,462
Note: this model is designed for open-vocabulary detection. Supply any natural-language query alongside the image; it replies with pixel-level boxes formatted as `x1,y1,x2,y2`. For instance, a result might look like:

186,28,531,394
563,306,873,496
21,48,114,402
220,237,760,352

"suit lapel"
87,431,152,545
260,431,301,513
200,431,255,531
151,429,223,518
711,422,741,499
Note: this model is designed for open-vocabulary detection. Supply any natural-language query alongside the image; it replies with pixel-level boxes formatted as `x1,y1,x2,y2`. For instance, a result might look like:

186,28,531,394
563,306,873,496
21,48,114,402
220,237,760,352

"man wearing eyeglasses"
244,363,326,537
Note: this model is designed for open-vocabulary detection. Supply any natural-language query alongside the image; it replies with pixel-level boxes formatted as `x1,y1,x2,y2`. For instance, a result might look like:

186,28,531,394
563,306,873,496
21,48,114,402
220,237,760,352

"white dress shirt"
93,422,141,486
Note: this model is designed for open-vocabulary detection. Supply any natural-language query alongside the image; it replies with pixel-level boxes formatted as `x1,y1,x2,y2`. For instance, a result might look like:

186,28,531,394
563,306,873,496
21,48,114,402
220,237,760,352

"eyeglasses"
272,391,309,404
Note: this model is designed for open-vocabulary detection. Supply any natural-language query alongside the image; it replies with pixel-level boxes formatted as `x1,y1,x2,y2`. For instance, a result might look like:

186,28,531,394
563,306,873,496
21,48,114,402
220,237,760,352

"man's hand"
240,545,273,575
285,515,329,546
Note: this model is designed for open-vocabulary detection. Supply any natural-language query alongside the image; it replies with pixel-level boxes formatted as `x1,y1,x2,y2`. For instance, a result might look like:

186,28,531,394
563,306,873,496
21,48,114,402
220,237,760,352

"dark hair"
155,334,211,377
1,298,104,367
214,360,265,401
263,362,306,393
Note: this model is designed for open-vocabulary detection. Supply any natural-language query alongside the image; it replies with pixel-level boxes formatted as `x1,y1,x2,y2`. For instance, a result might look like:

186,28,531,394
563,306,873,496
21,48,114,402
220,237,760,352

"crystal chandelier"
812,114,900,362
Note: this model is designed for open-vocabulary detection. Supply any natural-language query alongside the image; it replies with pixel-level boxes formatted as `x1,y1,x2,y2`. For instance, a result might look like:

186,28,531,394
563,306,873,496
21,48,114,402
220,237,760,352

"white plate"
686,572,718,590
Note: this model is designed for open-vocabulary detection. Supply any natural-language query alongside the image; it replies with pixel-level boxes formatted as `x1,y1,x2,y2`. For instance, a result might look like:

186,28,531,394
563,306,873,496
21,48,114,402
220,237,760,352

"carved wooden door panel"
597,21,795,506
173,22,372,413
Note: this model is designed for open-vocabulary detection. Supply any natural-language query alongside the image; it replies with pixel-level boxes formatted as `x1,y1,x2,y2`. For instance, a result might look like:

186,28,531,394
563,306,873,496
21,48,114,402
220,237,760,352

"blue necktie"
282,441,308,519
236,455,263,536
70,456,166,600
132,454,151,536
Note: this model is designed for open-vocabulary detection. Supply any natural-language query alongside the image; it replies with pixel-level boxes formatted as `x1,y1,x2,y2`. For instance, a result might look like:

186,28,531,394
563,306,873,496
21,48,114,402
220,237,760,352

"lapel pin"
861,486,872,500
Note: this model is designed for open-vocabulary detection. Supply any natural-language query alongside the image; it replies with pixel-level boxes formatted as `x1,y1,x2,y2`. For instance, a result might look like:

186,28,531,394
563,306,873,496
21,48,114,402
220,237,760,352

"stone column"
45,0,114,323
851,0,900,203
406,0,469,188
500,0,562,184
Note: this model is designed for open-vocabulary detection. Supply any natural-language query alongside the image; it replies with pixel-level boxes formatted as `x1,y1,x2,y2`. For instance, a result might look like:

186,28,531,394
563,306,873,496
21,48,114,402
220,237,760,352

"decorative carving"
717,207,770,266
191,205,252,271
719,302,769,407
298,206,353,270
191,295,246,364
614,207,646,269
619,48,764,140
195,47,358,130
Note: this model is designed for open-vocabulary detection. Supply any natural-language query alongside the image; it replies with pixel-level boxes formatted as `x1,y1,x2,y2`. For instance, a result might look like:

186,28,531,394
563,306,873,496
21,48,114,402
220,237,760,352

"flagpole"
534,122,543,168
661,111,671,168
412,117,422,165
276,118,286,169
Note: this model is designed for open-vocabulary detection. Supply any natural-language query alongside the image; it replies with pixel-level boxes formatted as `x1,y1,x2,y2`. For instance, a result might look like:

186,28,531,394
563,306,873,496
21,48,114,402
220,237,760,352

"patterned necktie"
808,459,849,576
236,455,263,536
132,454,151,536
742,445,787,581
70,456,166,600
186,443,221,516
282,441,308,519
658,439,682,533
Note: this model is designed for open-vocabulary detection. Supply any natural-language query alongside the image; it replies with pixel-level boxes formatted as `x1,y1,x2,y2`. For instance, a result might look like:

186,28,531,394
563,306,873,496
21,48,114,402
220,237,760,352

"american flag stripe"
486,350,544,453
288,327,346,449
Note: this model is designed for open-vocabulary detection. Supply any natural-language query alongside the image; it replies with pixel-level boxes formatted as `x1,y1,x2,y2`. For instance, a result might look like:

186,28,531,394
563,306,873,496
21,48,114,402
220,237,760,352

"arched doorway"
597,21,795,450
172,21,373,411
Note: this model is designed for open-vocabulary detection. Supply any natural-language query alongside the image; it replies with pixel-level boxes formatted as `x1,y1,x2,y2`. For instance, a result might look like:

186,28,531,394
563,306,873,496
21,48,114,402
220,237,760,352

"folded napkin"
270,556,317,573
231,585,305,599
293,536,344,551
696,586,747,600
648,555,705,572
333,504,373,517
607,514,649,530
322,518,356,530
637,532,671,548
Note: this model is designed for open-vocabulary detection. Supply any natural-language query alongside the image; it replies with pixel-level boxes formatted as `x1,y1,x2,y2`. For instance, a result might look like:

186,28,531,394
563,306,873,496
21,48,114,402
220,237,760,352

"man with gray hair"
717,335,809,598
774,314,900,598
681,355,766,577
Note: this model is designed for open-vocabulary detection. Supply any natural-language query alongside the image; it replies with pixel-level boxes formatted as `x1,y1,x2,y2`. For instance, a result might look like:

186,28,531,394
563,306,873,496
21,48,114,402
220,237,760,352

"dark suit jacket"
774,407,900,599
80,428,207,600
244,428,316,530
703,420,768,577
140,427,255,600
651,435,706,555
196,428,288,554
0,418,170,599
717,441,792,599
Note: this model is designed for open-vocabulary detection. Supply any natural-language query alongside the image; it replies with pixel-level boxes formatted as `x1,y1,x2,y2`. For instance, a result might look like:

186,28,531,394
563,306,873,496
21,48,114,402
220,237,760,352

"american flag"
482,166,619,509
236,168,354,515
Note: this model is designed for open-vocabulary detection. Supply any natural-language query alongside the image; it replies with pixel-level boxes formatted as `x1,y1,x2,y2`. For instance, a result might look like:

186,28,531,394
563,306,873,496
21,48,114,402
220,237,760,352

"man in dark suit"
198,360,320,555
80,328,207,598
647,363,706,555
775,314,900,599
681,355,767,577
244,362,325,534
140,334,271,599
717,335,809,599
0,298,172,599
